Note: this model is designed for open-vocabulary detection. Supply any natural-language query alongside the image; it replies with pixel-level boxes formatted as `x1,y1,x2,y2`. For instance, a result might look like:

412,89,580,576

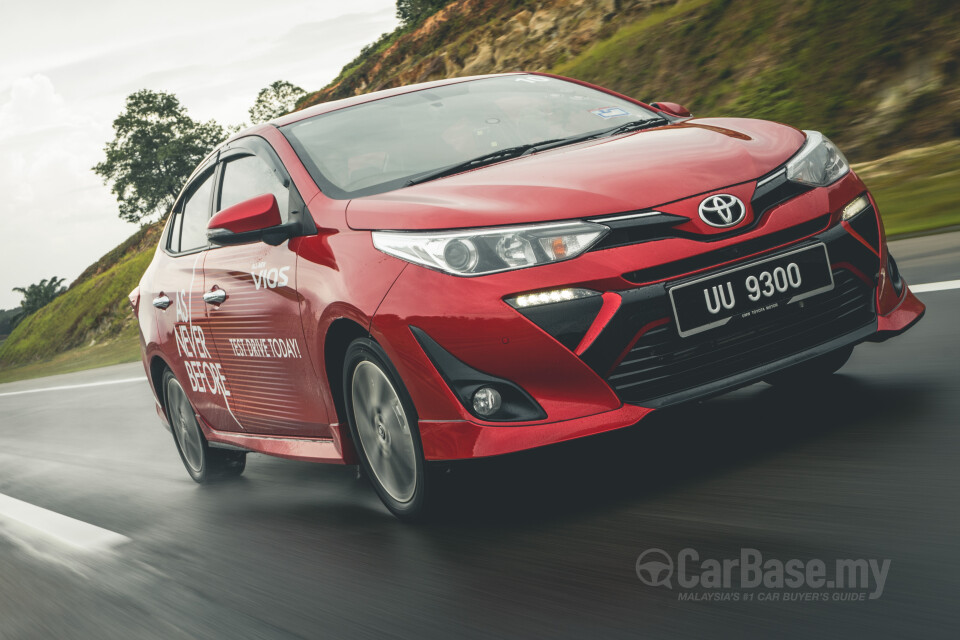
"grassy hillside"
0,223,160,374
552,0,959,160
301,0,959,161
855,140,960,236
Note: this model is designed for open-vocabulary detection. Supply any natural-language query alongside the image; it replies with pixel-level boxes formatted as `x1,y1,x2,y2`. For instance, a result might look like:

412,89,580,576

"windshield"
281,75,658,199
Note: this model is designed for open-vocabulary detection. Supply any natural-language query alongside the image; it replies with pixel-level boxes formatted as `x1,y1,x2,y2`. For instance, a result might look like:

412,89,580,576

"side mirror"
651,101,692,118
207,193,293,246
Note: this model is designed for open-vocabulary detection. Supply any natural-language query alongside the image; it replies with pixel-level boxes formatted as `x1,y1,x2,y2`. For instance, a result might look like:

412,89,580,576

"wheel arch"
323,318,369,426
149,354,172,413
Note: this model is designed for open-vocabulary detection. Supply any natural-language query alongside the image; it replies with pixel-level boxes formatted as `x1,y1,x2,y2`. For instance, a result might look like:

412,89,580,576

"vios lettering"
251,262,290,290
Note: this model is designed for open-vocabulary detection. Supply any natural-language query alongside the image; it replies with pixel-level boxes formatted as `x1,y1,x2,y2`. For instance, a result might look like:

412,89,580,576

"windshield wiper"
405,131,616,187
405,145,536,186
520,118,669,156
520,132,606,155
404,119,668,187
599,117,668,138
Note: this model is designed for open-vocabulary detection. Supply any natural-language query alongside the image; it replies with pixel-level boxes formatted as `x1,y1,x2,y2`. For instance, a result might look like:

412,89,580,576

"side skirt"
196,415,347,464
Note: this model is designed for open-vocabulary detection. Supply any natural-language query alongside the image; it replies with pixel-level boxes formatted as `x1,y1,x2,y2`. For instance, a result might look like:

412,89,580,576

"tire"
162,369,246,483
763,346,854,387
343,338,430,521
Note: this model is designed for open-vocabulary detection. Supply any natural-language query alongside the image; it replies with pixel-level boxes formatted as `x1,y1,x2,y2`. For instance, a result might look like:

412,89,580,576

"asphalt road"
1,232,958,639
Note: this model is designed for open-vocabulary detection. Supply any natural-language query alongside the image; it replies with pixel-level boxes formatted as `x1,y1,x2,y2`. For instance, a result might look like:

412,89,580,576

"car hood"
346,117,806,230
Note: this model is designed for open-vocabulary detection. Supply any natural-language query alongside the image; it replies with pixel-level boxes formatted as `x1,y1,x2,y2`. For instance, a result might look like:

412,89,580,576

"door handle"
152,295,171,309
203,289,227,305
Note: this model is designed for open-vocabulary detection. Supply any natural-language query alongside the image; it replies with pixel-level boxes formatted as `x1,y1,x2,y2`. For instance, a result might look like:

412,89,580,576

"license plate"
668,244,834,338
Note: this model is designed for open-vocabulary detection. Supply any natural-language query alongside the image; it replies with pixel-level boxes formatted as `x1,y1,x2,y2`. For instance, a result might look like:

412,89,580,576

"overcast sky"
0,0,398,309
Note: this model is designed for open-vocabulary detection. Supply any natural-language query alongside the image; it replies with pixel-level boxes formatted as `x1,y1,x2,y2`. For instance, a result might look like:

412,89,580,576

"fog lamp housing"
410,326,546,422
472,387,502,416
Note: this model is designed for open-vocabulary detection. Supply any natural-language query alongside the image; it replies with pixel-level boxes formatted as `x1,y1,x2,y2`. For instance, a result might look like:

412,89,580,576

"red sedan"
131,73,924,519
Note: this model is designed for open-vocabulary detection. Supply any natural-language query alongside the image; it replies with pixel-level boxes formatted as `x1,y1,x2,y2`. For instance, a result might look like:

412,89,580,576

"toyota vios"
132,73,924,519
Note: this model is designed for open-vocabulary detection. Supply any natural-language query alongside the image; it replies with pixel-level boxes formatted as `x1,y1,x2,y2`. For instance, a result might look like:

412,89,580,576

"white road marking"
0,376,146,398
911,279,960,293
0,492,130,552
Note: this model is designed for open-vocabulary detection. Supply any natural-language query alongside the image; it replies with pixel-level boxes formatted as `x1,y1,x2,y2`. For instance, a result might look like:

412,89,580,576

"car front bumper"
371,175,924,461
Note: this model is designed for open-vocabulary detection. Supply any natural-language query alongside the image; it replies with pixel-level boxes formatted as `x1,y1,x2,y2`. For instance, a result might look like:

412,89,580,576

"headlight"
785,130,850,187
372,221,608,276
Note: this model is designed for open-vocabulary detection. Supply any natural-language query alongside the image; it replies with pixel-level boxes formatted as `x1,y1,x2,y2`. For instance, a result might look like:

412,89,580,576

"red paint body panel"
202,241,330,436
196,415,346,464
877,288,925,334
418,404,651,460
134,73,924,471
575,292,622,355
293,194,409,438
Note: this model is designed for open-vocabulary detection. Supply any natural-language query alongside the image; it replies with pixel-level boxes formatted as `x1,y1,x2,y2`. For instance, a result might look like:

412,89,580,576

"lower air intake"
608,270,875,405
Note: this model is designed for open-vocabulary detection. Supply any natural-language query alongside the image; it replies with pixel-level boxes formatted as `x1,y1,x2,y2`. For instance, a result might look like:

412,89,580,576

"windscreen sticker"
590,106,630,119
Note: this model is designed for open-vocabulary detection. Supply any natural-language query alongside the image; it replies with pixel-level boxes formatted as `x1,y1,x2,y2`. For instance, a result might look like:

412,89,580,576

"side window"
167,210,183,253
177,172,215,253
218,154,289,222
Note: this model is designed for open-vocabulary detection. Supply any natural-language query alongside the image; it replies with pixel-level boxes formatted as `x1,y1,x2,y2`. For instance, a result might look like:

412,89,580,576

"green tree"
396,0,452,26
93,90,226,224
0,307,20,336
11,276,67,327
248,80,307,124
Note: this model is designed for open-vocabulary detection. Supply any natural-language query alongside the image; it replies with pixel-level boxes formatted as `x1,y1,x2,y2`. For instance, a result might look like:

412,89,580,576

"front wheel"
343,338,429,521
763,346,854,387
162,369,246,483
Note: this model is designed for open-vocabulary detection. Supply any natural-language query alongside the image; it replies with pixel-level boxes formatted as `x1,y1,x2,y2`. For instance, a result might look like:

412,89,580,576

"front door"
201,144,330,437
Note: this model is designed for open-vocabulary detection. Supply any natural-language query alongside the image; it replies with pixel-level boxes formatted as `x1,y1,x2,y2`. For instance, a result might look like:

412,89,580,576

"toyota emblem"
698,194,746,228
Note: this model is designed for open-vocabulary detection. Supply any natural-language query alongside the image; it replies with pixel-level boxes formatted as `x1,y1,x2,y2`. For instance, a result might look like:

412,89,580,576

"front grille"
607,270,875,405
622,216,830,285
752,172,812,217
588,170,813,254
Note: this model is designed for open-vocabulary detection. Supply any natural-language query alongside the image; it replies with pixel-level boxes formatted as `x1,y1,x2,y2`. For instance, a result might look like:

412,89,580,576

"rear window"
281,75,653,199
